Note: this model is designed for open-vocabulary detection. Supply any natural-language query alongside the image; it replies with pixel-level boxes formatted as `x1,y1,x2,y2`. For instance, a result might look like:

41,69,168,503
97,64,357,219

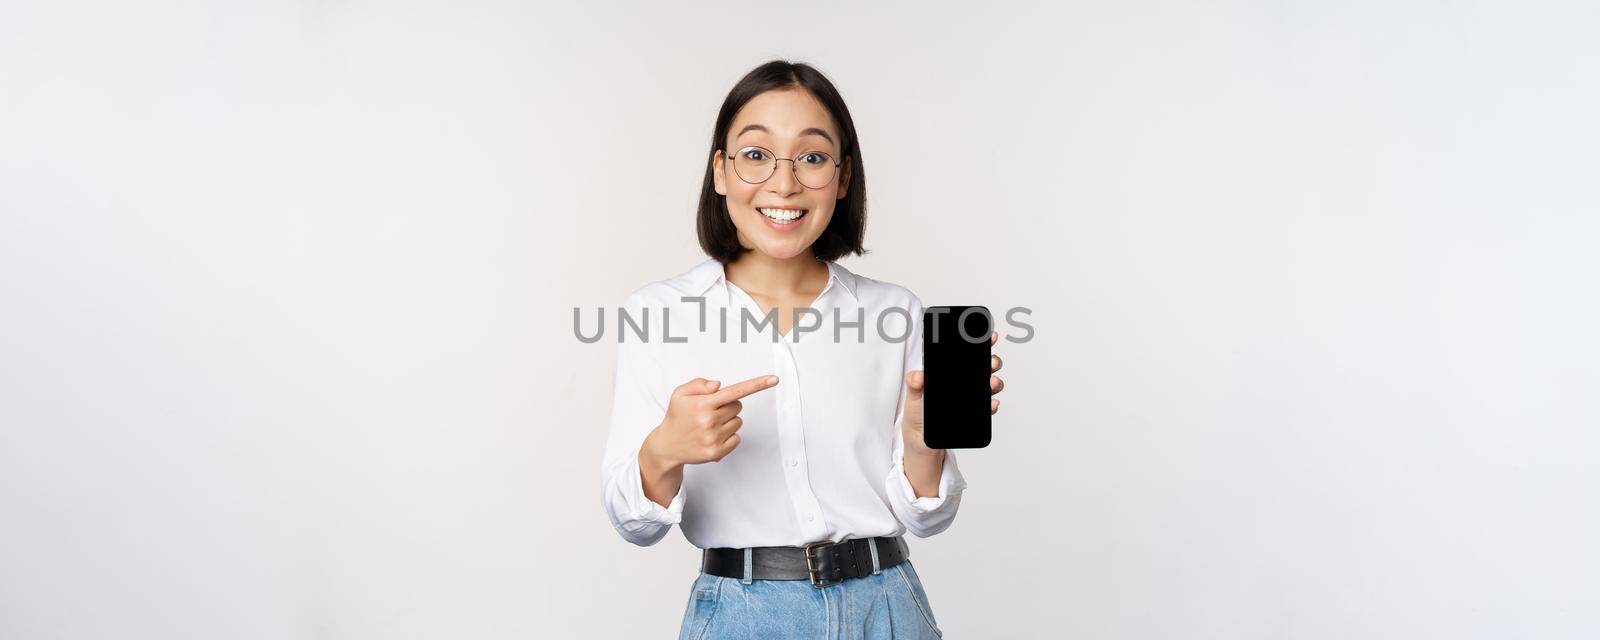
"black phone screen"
921,305,992,449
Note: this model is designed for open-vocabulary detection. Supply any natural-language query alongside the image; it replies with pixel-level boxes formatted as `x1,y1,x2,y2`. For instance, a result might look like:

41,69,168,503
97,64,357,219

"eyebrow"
736,124,835,147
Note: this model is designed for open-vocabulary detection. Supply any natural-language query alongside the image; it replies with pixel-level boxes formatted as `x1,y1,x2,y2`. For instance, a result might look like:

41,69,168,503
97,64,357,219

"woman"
599,60,1006,640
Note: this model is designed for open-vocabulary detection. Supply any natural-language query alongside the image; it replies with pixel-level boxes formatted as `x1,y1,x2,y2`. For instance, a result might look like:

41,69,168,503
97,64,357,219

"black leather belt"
701,536,909,588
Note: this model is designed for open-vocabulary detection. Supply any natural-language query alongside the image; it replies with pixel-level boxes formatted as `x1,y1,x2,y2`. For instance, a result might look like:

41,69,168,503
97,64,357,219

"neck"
725,250,828,297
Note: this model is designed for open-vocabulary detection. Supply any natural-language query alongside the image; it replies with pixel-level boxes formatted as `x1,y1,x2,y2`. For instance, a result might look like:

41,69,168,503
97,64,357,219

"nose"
766,158,802,195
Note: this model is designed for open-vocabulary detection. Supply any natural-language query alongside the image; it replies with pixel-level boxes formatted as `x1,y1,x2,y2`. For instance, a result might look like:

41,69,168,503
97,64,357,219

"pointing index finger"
708,375,778,405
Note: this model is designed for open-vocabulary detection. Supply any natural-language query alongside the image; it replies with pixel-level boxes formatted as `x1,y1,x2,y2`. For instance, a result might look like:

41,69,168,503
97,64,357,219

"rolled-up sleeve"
883,294,969,537
599,291,684,546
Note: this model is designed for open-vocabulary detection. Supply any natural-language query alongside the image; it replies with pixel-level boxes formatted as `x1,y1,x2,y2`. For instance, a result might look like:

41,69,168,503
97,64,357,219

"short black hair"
697,60,868,264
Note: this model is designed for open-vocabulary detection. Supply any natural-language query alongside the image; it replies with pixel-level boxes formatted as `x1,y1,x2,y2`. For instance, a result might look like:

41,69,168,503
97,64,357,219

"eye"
799,152,829,165
741,148,769,161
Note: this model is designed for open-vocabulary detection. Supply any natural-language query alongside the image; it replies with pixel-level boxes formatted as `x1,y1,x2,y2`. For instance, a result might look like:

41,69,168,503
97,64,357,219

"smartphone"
921,305,992,449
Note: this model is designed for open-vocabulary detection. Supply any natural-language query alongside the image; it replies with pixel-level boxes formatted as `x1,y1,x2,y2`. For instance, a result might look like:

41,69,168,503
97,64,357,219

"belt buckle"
803,539,839,588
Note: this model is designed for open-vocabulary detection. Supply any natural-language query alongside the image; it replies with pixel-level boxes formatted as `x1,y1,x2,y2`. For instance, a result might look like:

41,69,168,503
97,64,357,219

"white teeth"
759,207,806,222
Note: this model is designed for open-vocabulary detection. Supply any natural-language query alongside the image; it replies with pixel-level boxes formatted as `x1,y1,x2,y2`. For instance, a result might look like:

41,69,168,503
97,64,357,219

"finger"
713,414,744,441
673,378,711,399
990,331,998,346
991,398,1000,415
711,432,742,461
675,377,720,396
905,370,925,394
991,375,1004,394
708,374,779,405
991,354,1002,373
712,399,744,423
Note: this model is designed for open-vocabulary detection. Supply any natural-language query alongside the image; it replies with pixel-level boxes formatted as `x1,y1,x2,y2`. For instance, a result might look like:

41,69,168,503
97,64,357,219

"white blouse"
599,258,968,549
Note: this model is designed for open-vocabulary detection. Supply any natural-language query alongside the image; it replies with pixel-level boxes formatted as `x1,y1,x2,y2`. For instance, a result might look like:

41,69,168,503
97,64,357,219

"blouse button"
805,513,815,522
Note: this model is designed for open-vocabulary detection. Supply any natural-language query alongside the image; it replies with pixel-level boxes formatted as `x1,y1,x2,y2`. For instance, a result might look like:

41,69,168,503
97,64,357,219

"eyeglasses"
723,145,841,190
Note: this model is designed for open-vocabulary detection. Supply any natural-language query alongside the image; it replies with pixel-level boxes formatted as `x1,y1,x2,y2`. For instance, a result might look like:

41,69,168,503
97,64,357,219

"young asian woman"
599,59,1007,640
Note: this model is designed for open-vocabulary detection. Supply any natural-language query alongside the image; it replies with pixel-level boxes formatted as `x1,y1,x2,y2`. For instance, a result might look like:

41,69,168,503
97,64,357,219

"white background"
2,1,1597,638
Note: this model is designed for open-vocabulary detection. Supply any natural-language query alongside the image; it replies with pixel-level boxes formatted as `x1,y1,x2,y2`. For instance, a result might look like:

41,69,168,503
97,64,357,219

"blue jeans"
678,558,944,639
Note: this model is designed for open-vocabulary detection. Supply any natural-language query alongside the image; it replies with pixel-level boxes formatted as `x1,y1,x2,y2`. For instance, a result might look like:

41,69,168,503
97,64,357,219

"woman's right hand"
642,375,779,468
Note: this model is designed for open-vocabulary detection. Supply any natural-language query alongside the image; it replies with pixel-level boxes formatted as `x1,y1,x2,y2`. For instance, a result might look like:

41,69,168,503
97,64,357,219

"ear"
712,150,727,196
836,155,851,200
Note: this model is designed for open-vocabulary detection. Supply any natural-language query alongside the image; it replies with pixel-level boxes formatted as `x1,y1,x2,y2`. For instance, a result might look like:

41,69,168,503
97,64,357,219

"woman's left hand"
902,331,1005,453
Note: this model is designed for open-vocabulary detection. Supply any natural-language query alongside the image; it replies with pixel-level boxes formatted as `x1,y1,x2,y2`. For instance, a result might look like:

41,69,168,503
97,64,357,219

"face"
713,87,852,261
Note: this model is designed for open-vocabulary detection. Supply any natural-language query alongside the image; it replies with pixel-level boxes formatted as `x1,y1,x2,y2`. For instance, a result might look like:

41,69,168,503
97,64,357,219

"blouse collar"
686,257,859,302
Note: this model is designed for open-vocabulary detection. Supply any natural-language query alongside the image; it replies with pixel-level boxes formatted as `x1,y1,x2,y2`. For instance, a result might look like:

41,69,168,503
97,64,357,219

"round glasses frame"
723,145,842,190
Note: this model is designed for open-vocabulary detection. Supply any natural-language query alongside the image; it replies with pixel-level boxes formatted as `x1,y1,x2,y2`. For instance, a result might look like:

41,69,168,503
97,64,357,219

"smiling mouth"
758,207,808,225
